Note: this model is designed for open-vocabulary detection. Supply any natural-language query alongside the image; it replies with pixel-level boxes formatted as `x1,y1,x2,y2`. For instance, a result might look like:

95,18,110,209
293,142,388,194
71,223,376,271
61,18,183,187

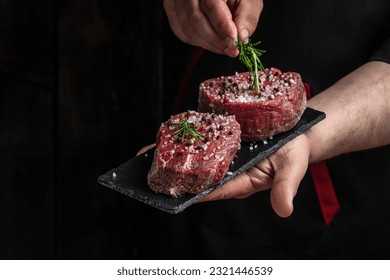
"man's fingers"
198,164,272,202
136,144,156,156
164,0,263,55
200,0,238,46
178,2,228,54
269,179,296,218
198,173,253,202
163,0,189,43
164,0,235,55
269,137,309,217
232,0,263,41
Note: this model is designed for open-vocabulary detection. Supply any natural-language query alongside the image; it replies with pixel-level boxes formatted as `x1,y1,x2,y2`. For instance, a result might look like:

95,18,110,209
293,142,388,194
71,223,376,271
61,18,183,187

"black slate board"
97,107,325,214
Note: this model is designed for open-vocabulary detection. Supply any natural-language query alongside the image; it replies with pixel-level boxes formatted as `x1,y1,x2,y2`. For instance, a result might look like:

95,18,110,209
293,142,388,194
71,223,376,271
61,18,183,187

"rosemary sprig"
168,112,206,145
237,36,267,92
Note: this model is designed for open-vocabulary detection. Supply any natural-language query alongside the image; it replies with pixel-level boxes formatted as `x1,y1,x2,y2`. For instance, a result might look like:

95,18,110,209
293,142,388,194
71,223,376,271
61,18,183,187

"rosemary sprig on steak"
237,37,267,92
168,112,207,145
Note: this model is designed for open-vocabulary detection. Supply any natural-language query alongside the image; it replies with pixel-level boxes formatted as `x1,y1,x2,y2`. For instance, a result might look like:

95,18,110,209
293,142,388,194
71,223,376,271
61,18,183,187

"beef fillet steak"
147,111,241,197
198,68,307,141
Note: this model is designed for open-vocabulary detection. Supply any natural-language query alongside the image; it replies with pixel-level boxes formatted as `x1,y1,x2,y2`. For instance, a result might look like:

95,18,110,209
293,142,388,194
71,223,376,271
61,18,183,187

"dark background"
3,0,390,260
0,0,200,259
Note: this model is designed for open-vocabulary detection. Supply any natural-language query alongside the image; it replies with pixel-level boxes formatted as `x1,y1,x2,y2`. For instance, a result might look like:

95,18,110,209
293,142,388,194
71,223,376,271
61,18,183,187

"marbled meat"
147,111,241,197
198,68,307,141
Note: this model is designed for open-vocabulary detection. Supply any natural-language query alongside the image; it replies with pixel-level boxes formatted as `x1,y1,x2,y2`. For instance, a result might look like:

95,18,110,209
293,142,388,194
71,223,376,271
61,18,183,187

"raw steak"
147,111,241,197
198,68,307,141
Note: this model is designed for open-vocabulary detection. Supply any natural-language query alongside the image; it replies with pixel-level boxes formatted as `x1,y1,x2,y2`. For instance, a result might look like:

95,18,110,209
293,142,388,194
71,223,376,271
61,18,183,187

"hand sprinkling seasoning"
237,36,267,93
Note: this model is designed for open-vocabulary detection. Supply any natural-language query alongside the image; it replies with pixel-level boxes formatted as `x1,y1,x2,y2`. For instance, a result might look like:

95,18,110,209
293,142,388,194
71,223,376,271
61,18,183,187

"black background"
3,0,390,260
0,0,195,259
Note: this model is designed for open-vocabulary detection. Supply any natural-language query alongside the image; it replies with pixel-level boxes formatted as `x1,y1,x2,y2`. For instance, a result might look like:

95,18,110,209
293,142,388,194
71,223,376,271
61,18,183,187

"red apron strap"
304,83,341,225
309,162,341,225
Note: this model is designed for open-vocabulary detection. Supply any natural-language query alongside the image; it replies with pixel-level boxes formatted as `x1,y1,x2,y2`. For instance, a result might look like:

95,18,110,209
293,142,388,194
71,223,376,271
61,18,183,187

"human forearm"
306,61,390,162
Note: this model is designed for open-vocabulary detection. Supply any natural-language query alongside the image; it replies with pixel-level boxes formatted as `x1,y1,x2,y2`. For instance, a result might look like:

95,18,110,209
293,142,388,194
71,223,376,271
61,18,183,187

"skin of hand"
198,61,390,217
163,0,263,57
